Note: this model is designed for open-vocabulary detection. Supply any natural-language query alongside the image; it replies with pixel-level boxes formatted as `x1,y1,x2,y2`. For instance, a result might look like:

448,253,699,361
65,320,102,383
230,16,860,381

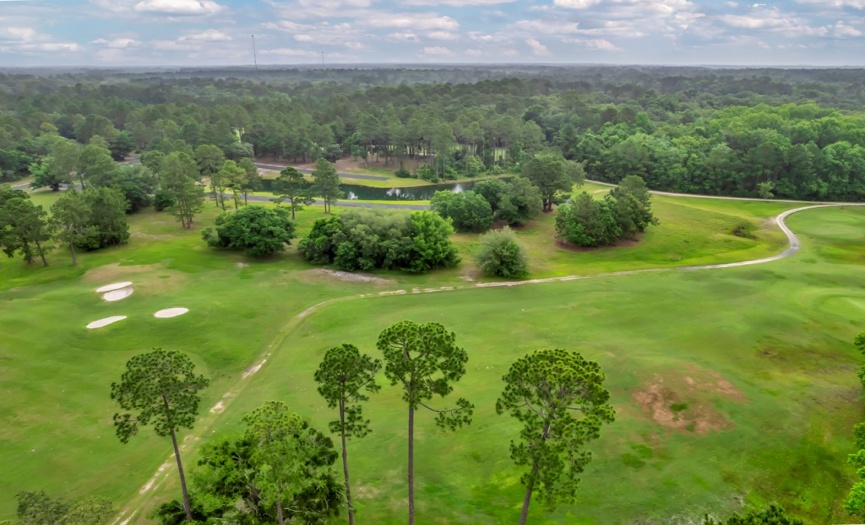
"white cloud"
427,31,459,40
403,0,516,5
386,32,419,42
26,42,79,52
835,21,863,37
553,0,601,8
717,7,829,37
511,19,581,35
796,0,865,8
4,27,37,42
92,37,140,48
259,47,319,57
133,0,225,15
366,13,459,31
562,37,623,51
421,45,454,56
465,48,482,56
525,37,551,56
180,29,232,41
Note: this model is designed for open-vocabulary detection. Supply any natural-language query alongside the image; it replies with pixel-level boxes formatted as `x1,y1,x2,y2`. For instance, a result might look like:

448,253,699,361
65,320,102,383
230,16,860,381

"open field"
1,190,863,523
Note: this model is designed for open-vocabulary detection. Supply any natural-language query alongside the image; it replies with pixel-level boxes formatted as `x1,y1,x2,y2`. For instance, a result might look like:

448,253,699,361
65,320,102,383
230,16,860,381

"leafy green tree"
496,349,615,525
29,137,81,191
110,349,209,522
430,190,493,232
0,195,52,266
160,152,205,229
81,187,130,249
243,401,339,525
497,177,543,226
194,144,225,178
116,165,157,213
473,179,509,213
314,344,382,525
298,215,344,265
16,491,69,525
203,205,296,257
475,226,528,278
522,153,581,211
702,503,805,524
376,321,473,525
273,166,314,220
312,158,341,214
180,434,342,525
238,157,262,205
555,192,621,247
77,142,119,189
405,211,459,273
606,175,658,239
50,190,94,266
758,180,775,200
216,160,245,210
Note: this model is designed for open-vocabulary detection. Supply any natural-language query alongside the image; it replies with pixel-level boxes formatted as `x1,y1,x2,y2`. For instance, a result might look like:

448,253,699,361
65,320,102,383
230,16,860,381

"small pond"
261,179,509,201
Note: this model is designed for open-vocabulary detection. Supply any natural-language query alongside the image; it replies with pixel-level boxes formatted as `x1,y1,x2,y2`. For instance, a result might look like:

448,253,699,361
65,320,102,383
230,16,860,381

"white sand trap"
96,281,133,293
154,307,189,318
103,287,133,302
86,316,127,329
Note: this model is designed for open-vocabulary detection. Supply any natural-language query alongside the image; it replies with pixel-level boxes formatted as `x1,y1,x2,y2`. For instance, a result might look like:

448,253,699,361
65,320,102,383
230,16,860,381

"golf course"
1,184,863,524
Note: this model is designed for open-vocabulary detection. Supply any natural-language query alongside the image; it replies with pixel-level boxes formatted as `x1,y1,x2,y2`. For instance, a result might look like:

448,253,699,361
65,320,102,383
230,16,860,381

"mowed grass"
179,206,865,524
0,190,862,523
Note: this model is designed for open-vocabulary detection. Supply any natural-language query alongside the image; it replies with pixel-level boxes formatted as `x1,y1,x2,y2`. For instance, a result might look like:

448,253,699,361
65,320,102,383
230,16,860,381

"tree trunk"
340,399,355,525
276,499,285,525
518,420,552,525
35,240,48,267
169,428,193,521
518,462,539,525
69,241,77,266
408,404,415,525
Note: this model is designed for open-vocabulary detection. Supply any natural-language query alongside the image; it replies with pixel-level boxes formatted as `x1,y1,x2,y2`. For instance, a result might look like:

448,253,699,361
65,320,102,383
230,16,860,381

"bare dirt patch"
295,269,397,286
633,370,745,434
83,264,158,284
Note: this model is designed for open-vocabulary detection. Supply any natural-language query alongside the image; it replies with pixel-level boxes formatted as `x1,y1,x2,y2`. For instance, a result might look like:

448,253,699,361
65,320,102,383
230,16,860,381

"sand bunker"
154,308,189,318
86,316,127,329
96,281,133,293
103,288,133,302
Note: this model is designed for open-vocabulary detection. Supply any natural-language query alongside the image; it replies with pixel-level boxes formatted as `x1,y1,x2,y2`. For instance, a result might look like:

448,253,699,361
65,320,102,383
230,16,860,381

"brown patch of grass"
83,263,188,296
82,263,161,283
292,269,397,286
632,369,746,434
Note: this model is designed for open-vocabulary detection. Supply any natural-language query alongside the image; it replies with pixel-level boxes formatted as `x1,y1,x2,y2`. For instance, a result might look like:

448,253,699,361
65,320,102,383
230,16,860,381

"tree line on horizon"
1,70,865,201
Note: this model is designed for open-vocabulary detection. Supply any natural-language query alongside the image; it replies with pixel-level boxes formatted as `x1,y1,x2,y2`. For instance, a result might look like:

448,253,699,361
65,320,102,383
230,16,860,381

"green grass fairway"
1,194,863,523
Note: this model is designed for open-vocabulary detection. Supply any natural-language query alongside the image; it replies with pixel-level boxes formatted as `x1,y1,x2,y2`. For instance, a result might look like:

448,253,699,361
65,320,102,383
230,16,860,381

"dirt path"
112,201,862,524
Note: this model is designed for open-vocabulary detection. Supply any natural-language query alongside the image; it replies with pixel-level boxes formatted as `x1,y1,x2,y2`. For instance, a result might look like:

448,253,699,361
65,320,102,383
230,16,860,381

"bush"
395,167,411,178
555,175,657,247
298,209,458,273
555,192,621,247
475,227,528,278
153,189,175,211
430,190,493,232
203,205,296,257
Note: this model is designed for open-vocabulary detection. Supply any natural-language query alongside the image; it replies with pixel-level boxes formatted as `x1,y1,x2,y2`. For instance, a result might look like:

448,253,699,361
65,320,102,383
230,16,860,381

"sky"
0,0,864,67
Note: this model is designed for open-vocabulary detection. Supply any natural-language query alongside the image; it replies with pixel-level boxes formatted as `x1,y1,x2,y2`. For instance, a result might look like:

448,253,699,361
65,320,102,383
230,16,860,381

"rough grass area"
0,188,862,524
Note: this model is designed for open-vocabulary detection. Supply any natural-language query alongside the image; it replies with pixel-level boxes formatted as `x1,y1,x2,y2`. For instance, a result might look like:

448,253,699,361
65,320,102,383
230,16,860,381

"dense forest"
2,65,865,201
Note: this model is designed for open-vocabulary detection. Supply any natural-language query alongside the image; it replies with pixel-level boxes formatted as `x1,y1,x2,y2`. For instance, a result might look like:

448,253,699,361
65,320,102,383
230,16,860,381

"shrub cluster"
473,177,543,226
474,227,528,278
430,190,493,232
202,205,296,257
555,175,657,247
298,209,458,273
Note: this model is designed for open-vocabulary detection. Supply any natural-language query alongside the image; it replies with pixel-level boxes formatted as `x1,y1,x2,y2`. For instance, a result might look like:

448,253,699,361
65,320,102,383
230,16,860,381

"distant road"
254,163,389,181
